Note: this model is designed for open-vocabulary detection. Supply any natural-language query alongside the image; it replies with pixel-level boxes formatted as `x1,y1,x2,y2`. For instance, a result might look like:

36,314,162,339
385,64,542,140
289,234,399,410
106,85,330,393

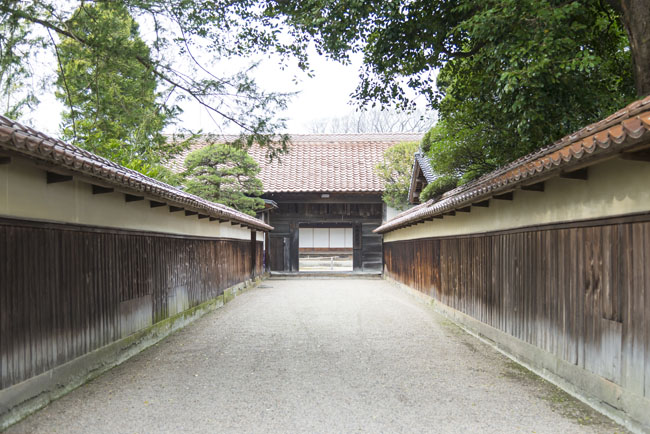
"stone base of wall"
384,275,650,434
0,276,266,431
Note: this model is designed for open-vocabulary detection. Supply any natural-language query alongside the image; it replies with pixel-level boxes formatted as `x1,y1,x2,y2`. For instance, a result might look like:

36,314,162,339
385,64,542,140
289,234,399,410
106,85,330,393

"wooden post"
353,222,362,271
289,222,299,272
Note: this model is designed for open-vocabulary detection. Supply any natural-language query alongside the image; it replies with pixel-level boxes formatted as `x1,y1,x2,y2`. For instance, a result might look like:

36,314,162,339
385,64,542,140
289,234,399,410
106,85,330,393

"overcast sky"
28,47,372,136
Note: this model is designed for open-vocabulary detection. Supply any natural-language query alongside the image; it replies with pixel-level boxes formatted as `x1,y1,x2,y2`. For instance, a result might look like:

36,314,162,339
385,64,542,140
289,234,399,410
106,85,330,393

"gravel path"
7,278,625,434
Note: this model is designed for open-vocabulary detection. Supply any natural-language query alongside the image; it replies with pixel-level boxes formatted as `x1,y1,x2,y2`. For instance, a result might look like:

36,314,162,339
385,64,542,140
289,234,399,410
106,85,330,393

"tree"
606,0,650,96
267,0,647,101
267,0,636,189
183,142,265,216
374,141,419,210
0,0,296,158
308,108,435,133
54,3,179,180
0,15,43,118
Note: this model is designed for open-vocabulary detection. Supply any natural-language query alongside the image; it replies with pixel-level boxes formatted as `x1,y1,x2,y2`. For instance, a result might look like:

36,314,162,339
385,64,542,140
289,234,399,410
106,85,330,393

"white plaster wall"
384,157,650,242
383,204,404,222
0,157,255,240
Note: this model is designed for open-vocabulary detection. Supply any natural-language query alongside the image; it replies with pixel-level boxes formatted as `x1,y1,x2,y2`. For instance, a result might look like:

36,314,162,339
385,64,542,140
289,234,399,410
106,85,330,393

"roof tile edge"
0,115,272,232
375,96,650,234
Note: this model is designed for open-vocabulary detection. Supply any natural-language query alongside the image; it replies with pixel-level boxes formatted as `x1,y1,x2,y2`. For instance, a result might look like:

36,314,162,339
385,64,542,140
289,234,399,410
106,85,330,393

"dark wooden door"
269,236,289,271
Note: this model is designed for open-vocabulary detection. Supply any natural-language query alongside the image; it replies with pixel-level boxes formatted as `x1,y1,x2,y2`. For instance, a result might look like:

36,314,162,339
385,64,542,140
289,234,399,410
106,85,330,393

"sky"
27,47,372,137
20,10,433,138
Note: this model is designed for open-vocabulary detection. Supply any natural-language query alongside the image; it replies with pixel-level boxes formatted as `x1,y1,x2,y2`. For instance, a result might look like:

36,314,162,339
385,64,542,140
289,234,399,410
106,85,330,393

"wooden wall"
0,218,264,390
384,217,650,399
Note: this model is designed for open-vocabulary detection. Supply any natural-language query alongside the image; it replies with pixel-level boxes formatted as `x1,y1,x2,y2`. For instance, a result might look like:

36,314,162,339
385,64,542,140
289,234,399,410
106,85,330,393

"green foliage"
183,143,265,216
420,175,459,202
426,0,635,182
0,1,296,158
375,141,419,210
54,3,181,180
268,0,636,183
0,14,43,118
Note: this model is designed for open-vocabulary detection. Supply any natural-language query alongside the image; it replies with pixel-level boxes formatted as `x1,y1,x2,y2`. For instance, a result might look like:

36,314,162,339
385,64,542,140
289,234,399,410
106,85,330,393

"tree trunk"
608,0,650,97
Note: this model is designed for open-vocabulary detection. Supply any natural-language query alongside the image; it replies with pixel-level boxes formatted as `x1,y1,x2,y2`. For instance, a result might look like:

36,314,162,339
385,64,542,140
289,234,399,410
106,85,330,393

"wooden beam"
92,185,113,195
457,206,471,213
0,156,11,164
46,172,73,184
493,192,514,201
560,167,588,180
209,216,218,222
198,214,209,219
150,200,166,208
433,215,444,219
125,194,144,202
443,211,456,217
620,149,650,162
521,182,545,192
169,206,183,213
473,200,490,208
184,210,197,216
231,221,239,226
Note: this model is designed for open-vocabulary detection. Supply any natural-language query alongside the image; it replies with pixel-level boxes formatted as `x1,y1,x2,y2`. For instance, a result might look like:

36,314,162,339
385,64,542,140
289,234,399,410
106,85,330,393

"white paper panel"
345,227,353,248
299,227,313,248
313,228,329,248
330,228,345,247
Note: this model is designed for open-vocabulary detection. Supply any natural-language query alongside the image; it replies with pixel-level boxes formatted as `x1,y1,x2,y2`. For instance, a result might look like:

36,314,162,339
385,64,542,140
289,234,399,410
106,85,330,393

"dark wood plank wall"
0,219,264,390
384,219,649,398
269,202,383,271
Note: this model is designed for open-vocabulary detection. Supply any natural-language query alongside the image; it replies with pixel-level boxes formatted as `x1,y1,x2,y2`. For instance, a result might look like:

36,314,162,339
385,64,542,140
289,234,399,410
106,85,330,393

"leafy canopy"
55,3,179,180
374,141,419,211
0,0,298,158
183,143,265,216
266,0,636,191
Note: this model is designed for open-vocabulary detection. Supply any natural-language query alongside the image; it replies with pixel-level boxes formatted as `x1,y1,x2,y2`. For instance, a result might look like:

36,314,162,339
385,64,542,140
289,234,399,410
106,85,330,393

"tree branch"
47,28,77,140
0,3,260,133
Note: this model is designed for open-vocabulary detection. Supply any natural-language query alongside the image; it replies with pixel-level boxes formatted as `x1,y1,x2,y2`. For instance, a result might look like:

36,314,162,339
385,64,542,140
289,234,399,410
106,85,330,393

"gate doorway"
298,225,353,272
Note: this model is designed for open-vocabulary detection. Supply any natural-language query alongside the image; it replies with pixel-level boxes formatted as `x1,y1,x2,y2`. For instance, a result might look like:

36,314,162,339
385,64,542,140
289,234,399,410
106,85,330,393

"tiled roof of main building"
170,133,424,193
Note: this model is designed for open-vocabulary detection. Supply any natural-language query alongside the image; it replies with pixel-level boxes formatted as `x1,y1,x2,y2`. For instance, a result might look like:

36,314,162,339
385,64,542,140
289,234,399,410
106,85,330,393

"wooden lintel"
473,200,490,208
457,206,471,213
184,210,198,216
150,200,166,208
198,214,209,219
92,185,114,195
169,206,183,213
560,167,588,180
521,182,545,192
620,149,650,162
0,156,11,164
493,192,514,201
46,172,73,184
125,194,144,203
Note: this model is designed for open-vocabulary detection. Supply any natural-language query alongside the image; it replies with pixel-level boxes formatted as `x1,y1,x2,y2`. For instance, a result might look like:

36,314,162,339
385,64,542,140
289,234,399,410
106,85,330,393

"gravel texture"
7,278,626,434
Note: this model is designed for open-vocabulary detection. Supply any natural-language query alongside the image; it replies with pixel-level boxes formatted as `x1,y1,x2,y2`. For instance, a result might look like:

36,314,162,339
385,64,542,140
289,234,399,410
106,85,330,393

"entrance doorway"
298,226,353,272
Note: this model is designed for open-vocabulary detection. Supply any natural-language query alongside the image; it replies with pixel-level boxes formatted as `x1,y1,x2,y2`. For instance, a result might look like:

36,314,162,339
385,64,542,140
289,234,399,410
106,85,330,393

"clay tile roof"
0,116,272,231
375,95,650,234
171,133,424,193
414,152,436,183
